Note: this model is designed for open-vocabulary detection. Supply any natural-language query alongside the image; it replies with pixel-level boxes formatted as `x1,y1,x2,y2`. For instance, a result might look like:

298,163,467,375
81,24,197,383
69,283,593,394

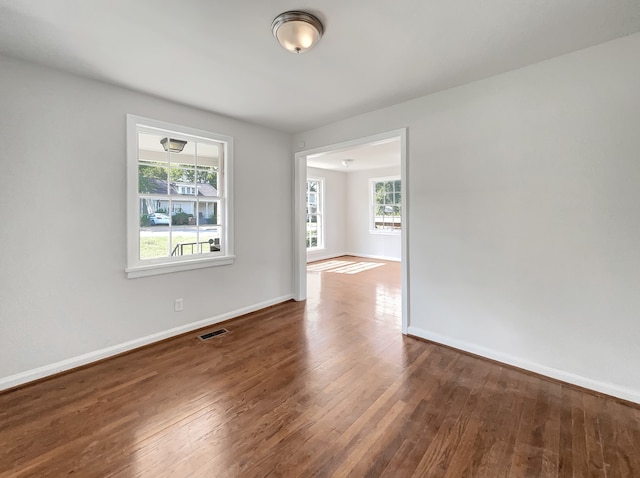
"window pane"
199,226,222,254
139,197,157,216
169,141,196,168
139,228,169,260
138,163,168,194
197,142,220,169
140,197,169,225
171,227,198,257
146,198,168,215
169,165,195,194
306,218,318,248
171,200,196,225
138,132,168,164
197,201,218,225
196,167,218,196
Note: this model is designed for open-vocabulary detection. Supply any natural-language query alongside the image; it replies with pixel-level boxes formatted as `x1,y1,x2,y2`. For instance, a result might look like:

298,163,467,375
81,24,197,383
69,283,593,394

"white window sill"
126,255,235,279
369,230,401,235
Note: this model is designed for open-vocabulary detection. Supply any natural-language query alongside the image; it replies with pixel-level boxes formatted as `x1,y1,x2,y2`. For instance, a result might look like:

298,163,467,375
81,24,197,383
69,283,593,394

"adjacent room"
304,137,403,265
1,1,640,476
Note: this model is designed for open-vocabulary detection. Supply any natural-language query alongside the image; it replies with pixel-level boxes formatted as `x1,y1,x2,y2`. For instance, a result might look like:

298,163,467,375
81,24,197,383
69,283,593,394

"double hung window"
306,178,324,249
126,115,234,278
371,177,401,232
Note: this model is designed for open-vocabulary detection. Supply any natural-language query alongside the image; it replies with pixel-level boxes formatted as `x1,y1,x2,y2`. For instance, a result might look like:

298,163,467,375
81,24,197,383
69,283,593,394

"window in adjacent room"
126,115,234,278
306,178,324,249
371,177,401,232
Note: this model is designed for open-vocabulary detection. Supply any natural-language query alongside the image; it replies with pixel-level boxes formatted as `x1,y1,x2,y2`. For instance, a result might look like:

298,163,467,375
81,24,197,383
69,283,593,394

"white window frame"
369,175,401,234
126,115,234,278
306,177,324,250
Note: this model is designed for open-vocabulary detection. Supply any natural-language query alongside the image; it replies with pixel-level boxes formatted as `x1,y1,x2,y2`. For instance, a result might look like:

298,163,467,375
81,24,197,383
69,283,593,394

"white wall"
294,33,640,403
0,56,293,389
346,166,401,261
306,167,347,262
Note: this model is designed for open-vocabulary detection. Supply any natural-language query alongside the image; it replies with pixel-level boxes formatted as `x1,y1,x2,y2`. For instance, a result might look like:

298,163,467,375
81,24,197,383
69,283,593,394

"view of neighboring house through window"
126,115,234,278
371,177,401,232
306,178,323,249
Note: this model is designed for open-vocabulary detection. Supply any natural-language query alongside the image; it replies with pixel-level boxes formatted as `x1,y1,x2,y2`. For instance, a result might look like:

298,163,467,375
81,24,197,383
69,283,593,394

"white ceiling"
1,1,639,133
307,138,401,172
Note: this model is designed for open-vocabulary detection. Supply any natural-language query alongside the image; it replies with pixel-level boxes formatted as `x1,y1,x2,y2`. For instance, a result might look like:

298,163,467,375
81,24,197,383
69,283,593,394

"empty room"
1,1,640,476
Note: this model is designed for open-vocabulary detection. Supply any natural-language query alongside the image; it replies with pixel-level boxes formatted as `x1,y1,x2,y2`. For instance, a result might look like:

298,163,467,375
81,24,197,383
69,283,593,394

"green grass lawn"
140,234,212,260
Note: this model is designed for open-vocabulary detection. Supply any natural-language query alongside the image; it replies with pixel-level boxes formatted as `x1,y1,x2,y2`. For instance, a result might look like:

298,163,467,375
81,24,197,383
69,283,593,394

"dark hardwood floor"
1,255,639,477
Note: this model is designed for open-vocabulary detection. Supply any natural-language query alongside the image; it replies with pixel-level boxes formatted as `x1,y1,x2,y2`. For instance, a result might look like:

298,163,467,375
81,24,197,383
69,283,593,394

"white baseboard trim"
306,252,402,263
407,326,640,405
306,251,349,263
0,294,294,392
344,252,401,262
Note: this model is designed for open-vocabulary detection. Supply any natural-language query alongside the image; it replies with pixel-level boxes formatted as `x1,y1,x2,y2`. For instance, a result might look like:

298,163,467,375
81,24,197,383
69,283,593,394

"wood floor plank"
606,398,640,477
441,367,514,478
409,366,493,476
570,388,597,477
1,256,639,477
583,394,608,477
539,381,562,478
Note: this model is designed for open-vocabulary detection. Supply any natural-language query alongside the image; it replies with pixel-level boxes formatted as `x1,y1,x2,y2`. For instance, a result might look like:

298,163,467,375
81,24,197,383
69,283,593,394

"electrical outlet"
174,298,184,312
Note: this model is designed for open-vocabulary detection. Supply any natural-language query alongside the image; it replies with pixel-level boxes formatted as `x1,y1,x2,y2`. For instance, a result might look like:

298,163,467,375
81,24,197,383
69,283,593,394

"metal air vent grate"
198,328,229,341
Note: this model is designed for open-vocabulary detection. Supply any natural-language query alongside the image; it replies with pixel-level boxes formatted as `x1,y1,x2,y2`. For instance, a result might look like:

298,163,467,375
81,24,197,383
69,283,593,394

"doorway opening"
293,129,409,333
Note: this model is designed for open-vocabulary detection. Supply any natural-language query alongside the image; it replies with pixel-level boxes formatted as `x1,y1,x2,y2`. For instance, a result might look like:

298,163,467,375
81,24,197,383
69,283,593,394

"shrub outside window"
126,115,234,278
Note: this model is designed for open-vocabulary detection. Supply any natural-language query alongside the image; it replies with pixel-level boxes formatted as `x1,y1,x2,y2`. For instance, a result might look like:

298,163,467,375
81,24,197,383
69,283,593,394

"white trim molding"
344,252,401,262
0,295,293,392
408,326,640,405
306,251,347,263
306,252,402,264
126,114,235,279
294,128,409,335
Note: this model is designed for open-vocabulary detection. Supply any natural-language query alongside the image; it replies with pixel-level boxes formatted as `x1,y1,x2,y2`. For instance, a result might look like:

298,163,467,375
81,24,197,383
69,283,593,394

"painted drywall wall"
346,166,401,261
294,33,640,402
0,56,293,388
306,167,347,262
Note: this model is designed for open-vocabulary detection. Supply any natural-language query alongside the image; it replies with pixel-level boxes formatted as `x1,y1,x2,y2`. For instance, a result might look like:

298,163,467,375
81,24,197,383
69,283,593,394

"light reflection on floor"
375,283,402,319
306,257,401,332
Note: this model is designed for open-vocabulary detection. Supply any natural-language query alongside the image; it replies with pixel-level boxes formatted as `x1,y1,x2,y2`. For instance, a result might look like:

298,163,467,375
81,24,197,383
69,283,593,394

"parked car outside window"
148,213,170,225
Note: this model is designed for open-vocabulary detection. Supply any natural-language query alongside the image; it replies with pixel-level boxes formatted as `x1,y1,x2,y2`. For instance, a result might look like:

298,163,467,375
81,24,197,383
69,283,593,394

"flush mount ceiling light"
160,137,187,153
271,11,324,54
341,159,354,168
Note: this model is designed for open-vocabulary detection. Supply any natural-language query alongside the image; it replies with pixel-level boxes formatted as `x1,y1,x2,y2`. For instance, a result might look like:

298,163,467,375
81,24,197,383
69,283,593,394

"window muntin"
371,177,401,232
306,178,323,249
127,116,233,278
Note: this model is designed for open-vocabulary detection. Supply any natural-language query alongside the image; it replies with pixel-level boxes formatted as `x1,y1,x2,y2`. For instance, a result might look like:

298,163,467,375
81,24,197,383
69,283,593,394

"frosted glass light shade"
272,11,324,54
